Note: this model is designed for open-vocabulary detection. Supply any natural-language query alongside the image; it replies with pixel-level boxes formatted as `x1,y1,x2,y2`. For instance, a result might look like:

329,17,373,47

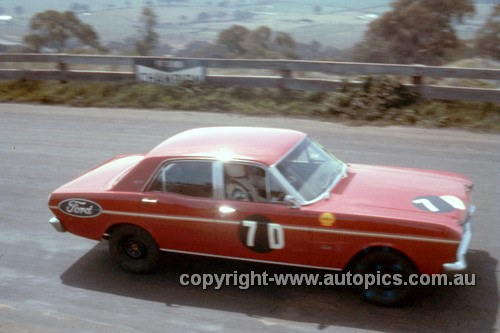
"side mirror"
284,195,299,208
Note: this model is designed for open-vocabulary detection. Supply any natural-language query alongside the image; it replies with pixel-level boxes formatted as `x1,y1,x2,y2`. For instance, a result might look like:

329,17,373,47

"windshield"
276,137,345,202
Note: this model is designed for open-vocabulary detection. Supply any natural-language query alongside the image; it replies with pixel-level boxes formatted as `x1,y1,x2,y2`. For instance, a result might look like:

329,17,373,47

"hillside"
0,0,497,51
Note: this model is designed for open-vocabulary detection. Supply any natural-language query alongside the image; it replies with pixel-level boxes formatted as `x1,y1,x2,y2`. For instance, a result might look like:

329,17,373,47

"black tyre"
109,225,160,274
353,249,417,306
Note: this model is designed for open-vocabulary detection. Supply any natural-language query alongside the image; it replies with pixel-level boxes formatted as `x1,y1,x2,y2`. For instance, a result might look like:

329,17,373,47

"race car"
48,127,475,305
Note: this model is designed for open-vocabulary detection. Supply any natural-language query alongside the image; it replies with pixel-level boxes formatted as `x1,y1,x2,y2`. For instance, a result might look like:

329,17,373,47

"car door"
140,159,217,254
214,161,314,267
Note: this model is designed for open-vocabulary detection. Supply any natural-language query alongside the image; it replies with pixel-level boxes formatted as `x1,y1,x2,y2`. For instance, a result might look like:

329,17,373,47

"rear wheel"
109,225,159,274
353,249,417,306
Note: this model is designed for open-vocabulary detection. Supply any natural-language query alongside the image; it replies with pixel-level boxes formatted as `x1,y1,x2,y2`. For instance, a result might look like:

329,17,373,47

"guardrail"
0,53,499,103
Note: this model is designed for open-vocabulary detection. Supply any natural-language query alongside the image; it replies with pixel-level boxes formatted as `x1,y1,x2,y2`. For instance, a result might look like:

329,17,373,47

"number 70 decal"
242,220,285,250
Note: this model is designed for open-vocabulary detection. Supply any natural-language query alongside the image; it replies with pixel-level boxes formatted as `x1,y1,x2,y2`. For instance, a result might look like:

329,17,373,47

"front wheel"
353,250,418,306
109,225,160,274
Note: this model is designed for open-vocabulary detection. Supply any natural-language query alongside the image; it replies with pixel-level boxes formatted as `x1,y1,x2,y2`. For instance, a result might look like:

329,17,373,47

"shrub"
329,76,418,121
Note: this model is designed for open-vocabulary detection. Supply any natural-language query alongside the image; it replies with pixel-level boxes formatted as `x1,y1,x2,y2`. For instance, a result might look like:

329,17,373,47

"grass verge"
0,78,498,132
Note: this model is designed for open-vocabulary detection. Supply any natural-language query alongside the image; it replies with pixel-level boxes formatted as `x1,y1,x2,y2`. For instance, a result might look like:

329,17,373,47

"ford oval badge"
58,199,102,218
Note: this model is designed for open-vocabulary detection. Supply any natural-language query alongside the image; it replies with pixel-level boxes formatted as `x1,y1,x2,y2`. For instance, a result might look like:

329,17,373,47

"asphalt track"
0,103,498,332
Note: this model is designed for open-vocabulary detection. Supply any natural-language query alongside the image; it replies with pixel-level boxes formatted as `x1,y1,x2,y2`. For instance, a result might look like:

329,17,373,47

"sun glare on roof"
213,148,235,162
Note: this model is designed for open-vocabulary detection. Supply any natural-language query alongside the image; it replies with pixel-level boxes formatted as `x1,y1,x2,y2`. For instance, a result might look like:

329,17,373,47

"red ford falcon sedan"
48,127,475,305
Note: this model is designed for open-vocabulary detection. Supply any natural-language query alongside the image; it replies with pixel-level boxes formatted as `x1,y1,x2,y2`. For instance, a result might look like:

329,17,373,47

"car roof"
147,127,306,166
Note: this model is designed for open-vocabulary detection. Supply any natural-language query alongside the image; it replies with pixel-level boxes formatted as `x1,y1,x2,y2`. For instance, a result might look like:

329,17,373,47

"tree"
134,7,159,55
216,25,296,59
177,25,297,59
274,32,296,58
217,25,249,56
177,40,226,58
241,26,272,57
474,4,500,59
23,10,102,52
352,0,475,65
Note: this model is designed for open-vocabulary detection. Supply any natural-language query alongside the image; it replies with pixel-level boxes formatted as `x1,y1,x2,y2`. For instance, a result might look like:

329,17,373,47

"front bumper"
49,217,66,233
443,205,475,271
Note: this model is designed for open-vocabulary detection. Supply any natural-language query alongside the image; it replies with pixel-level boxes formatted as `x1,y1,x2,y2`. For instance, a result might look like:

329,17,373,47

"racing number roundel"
412,195,466,213
239,215,285,253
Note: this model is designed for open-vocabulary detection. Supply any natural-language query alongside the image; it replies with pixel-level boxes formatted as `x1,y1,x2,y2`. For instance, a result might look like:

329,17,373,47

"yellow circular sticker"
319,212,335,227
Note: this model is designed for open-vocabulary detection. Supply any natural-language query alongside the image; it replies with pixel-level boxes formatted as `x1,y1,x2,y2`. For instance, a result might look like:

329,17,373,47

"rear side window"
148,161,213,198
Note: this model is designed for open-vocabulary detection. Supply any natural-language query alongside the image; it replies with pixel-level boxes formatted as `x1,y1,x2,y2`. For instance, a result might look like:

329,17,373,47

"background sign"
135,58,206,85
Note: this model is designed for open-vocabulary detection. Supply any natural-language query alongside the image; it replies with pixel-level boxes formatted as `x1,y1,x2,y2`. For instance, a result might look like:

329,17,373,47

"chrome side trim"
99,209,459,245
159,247,343,271
50,203,461,245
286,224,460,244
49,217,66,233
103,209,237,225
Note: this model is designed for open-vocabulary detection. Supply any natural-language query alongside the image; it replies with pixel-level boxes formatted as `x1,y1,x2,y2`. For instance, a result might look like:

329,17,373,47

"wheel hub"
124,238,146,259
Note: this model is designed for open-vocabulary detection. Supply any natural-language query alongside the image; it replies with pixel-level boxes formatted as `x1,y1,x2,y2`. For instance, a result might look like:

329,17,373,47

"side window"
149,161,213,198
224,163,286,203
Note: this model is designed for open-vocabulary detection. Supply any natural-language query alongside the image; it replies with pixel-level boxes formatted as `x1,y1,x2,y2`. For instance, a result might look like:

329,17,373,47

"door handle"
142,198,158,203
219,205,236,214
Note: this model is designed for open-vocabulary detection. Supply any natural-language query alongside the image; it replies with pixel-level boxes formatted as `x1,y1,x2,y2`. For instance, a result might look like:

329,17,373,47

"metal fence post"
57,59,67,83
411,65,425,98
278,68,292,92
